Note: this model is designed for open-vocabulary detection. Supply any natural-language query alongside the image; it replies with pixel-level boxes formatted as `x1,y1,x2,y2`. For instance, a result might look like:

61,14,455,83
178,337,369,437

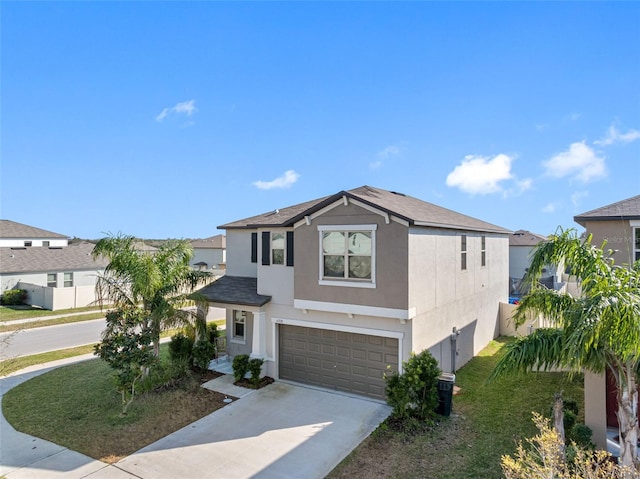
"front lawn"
0,305,103,321
328,338,584,479
2,349,229,463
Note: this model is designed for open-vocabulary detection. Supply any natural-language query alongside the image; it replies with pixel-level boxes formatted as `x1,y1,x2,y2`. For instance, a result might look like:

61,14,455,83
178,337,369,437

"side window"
481,235,486,267
232,310,246,343
47,273,57,287
64,272,73,287
634,227,640,262
24,241,32,247
251,232,258,263
461,235,467,271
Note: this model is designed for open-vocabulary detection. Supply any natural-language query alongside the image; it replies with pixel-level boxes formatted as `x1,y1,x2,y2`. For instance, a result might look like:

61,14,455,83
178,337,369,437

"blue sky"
2,2,639,240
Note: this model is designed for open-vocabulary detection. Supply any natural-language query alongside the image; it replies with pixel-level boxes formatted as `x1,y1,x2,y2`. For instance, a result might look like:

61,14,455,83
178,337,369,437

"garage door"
279,324,398,400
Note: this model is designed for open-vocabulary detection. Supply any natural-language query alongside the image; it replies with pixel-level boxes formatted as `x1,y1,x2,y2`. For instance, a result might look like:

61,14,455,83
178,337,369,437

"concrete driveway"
1,358,391,479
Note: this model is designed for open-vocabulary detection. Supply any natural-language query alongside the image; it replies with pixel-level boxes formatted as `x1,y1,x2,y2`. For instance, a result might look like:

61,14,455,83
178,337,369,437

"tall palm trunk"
617,365,639,470
553,393,565,460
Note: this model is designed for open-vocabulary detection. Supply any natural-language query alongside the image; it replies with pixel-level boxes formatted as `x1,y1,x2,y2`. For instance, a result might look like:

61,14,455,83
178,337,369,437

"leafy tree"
94,308,157,414
492,228,640,470
92,233,212,356
502,412,634,479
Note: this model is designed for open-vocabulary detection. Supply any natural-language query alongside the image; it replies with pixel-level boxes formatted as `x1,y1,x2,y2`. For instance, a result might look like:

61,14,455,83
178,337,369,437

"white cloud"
369,160,383,169
542,141,606,183
594,125,640,146
377,145,401,159
253,170,300,190
542,202,558,213
571,190,588,207
445,154,515,195
156,100,197,122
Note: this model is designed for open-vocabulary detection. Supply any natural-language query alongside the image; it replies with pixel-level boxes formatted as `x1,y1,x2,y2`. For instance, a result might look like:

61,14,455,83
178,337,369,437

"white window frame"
63,272,73,287
318,224,377,288
47,273,57,288
231,310,246,344
271,232,285,265
634,226,640,263
461,234,467,271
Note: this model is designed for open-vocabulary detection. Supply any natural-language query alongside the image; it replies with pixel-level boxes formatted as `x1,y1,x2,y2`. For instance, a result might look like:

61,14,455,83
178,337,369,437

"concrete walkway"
1,356,391,478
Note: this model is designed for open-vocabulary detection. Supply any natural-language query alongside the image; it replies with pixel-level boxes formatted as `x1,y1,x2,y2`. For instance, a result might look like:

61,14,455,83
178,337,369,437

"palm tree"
491,228,640,470
92,233,213,356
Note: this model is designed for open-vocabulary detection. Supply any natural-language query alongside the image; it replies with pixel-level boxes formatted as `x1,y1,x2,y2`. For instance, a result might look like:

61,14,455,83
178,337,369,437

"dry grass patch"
2,358,229,463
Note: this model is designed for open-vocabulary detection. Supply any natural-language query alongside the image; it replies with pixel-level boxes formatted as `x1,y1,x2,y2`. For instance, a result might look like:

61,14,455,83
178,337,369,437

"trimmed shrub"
232,354,250,382
1,289,27,306
248,358,264,387
385,350,441,421
169,333,194,366
192,339,216,370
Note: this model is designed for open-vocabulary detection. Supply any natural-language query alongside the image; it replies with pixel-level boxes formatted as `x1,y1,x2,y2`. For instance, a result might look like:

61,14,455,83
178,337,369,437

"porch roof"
197,276,271,307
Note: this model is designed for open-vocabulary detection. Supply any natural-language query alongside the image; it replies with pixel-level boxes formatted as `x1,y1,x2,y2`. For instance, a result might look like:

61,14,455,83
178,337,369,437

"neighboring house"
0,220,108,310
190,235,226,271
572,195,640,452
509,230,559,296
198,185,510,401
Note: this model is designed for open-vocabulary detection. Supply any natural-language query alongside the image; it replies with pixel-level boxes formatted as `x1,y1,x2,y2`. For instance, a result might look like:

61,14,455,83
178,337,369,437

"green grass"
328,337,584,479
2,347,228,463
0,305,103,321
0,345,98,376
0,313,105,333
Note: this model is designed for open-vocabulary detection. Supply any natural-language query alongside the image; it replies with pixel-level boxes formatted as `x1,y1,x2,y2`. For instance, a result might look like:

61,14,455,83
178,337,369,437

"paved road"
0,319,106,359
0,307,226,359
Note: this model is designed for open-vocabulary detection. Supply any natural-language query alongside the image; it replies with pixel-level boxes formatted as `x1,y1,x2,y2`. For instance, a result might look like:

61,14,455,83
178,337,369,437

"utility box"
436,373,455,416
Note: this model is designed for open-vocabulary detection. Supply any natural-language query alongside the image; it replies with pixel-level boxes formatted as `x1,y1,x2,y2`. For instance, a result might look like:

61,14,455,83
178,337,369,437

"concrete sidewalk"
1,356,391,478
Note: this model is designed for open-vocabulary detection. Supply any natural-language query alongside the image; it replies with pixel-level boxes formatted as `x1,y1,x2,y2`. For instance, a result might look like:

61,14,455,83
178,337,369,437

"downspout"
450,326,460,373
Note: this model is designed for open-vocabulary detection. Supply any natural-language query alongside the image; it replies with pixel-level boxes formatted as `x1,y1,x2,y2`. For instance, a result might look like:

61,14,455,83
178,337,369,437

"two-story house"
0,220,108,310
573,195,640,454
198,186,510,401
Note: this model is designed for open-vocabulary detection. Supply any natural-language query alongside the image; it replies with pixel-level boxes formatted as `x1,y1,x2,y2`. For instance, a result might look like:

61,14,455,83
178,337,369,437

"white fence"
18,282,98,311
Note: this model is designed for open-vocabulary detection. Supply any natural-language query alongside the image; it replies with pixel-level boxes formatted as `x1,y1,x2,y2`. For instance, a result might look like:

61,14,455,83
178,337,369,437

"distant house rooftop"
190,234,226,249
509,229,547,247
0,220,69,239
574,195,640,226
0,242,109,274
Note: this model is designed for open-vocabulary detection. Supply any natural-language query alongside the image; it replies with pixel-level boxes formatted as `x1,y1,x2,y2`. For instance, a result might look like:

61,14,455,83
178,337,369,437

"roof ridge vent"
390,191,406,197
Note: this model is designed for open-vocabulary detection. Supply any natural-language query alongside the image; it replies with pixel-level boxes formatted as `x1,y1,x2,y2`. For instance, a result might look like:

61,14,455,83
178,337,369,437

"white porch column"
584,371,608,450
250,311,267,359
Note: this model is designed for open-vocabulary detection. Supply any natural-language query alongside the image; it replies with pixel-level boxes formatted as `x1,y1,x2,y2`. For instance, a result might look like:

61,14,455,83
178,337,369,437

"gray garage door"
279,324,398,400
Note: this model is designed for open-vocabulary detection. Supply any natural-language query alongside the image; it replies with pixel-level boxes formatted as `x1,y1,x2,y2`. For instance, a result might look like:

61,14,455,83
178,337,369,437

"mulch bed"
234,376,275,389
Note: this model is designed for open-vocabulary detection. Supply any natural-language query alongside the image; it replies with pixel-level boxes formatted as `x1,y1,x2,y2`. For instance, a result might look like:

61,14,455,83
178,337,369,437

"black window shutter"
286,231,294,266
251,232,258,263
261,231,270,265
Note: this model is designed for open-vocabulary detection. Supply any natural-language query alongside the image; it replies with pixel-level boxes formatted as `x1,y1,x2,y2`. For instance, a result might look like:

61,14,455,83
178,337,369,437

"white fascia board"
272,316,405,340
630,220,640,227
293,197,409,229
293,299,416,320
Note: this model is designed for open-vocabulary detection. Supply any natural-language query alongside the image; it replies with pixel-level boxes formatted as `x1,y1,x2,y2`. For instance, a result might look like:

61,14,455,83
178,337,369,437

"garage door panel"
279,324,398,400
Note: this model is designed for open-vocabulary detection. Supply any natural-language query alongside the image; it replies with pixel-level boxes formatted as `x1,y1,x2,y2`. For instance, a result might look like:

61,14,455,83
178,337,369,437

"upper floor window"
64,272,73,287
272,233,285,265
47,273,57,288
24,241,32,247
319,225,376,286
481,235,486,267
634,227,640,262
43,241,50,247
461,235,467,271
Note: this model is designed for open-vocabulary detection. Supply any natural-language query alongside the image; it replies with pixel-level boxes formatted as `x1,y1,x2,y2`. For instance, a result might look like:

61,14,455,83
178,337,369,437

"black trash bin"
436,373,455,416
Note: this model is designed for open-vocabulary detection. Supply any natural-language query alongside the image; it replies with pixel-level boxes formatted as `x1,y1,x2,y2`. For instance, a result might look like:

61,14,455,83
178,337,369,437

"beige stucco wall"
225,230,257,278
583,219,635,266
409,230,508,372
293,202,409,310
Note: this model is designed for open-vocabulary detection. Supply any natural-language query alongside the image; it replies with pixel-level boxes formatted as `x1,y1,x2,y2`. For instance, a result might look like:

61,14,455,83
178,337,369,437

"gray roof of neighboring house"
220,185,510,234
197,276,271,307
190,234,226,249
0,242,108,274
574,195,640,226
509,230,547,247
0,220,69,239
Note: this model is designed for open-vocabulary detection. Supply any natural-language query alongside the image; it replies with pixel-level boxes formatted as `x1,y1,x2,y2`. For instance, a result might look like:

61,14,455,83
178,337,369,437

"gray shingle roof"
0,242,108,274
190,234,226,249
509,230,547,246
0,220,68,239
574,195,640,226
219,185,510,234
197,276,271,307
